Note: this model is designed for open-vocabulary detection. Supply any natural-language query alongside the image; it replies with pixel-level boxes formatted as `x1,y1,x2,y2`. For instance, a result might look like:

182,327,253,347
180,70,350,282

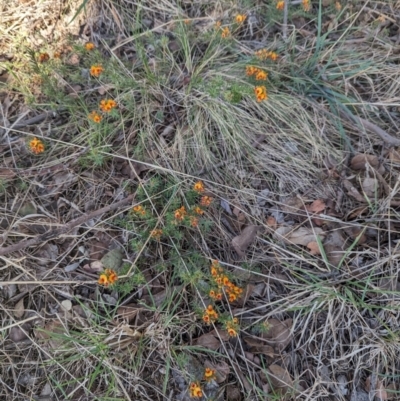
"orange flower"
221,27,230,38
53,51,61,59
203,305,218,324
99,99,117,113
200,196,213,207
193,206,204,215
335,1,341,11
88,111,102,123
268,51,278,61
193,181,205,193
255,70,268,81
227,327,237,337
246,65,258,76
254,86,268,102
302,0,311,11
98,274,109,286
276,1,285,10
29,137,45,154
38,53,50,63
235,14,246,24
204,367,216,381
133,205,145,215
190,216,199,228
202,314,210,324
99,269,118,286
174,206,187,221
150,229,163,240
90,64,104,77
85,42,95,51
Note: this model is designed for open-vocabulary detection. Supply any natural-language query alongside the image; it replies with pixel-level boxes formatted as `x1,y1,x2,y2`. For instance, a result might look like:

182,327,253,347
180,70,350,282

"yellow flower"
38,53,50,63
189,383,203,398
221,27,230,38
190,216,199,228
193,181,205,193
98,274,109,286
193,206,204,216
174,206,187,221
302,0,311,11
276,1,285,10
255,70,268,81
204,368,216,382
90,64,104,77
85,42,95,51
29,137,45,154
235,14,246,24
254,86,268,102
203,305,218,324
88,111,102,123
99,99,117,113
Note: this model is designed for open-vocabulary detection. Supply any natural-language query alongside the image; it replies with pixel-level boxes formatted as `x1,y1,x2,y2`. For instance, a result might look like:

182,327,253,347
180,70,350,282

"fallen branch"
0,194,134,256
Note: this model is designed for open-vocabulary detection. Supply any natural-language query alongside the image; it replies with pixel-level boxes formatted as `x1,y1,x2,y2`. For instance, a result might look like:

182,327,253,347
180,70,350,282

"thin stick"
0,194,134,256
283,0,288,40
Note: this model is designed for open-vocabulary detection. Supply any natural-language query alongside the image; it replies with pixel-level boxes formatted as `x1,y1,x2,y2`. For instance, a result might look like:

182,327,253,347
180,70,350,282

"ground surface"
1,0,400,400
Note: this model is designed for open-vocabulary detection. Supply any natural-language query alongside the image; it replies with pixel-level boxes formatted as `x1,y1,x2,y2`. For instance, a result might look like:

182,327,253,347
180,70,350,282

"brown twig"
0,194,134,256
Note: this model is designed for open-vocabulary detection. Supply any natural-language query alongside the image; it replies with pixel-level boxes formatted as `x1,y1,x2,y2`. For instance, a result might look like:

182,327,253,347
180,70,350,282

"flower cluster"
174,206,187,221
85,42,95,51
254,49,278,61
254,86,268,102
189,382,202,398
246,66,268,81
221,27,231,38
202,305,218,324
88,111,102,123
150,228,163,240
133,205,147,216
38,53,50,63
209,260,243,303
235,14,246,24
276,1,285,10
193,181,205,193
98,269,118,286
29,137,45,154
225,317,239,337
99,99,117,113
90,64,104,77
200,196,213,207
88,98,118,123
203,367,216,382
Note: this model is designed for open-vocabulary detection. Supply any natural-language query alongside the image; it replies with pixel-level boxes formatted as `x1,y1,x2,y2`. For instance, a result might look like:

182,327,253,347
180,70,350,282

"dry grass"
1,0,400,400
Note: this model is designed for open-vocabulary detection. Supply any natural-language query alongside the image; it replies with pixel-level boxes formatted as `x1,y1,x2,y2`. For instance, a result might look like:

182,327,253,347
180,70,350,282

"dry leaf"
209,327,230,342
261,318,293,351
366,376,389,401
307,241,321,255
243,336,275,357
194,332,221,350
264,364,294,399
282,197,304,214
116,304,140,322
343,179,365,202
362,177,378,198
9,323,31,342
388,148,400,164
14,298,25,318
306,199,326,214
323,230,346,267
226,386,242,401
232,225,260,258
275,226,325,246
266,216,277,228
350,154,380,170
